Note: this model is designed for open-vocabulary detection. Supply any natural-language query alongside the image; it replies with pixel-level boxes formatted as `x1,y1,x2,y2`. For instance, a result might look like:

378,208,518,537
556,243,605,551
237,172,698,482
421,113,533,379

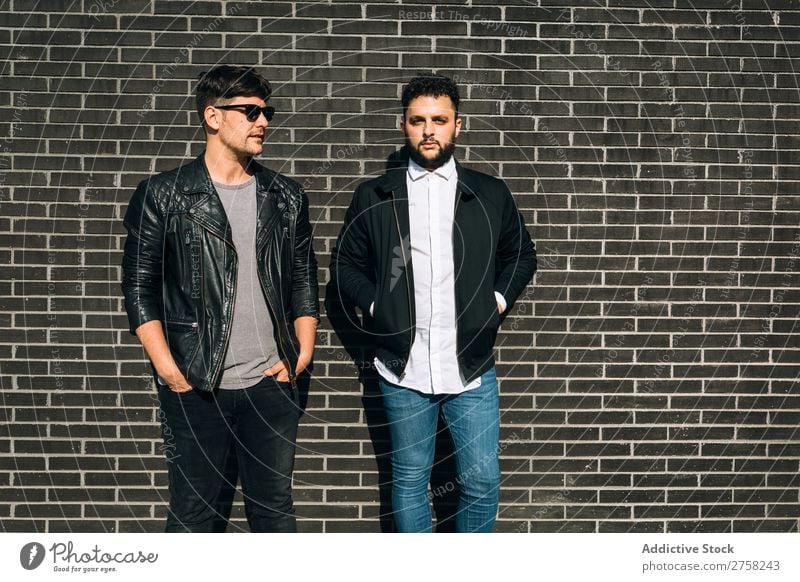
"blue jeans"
379,367,501,532
157,375,300,532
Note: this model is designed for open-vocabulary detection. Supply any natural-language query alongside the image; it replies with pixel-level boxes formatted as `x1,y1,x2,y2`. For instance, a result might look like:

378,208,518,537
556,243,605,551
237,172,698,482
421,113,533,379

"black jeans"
157,376,300,532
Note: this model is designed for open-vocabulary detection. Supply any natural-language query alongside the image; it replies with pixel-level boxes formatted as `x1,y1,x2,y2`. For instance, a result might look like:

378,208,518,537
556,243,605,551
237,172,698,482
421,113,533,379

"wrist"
155,361,181,381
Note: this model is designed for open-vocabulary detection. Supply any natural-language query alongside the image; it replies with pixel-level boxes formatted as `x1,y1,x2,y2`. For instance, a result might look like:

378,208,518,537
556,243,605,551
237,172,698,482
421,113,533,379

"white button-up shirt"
373,158,505,394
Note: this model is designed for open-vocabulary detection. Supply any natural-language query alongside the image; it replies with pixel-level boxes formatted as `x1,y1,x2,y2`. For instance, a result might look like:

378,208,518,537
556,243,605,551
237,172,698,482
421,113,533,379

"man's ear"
454,114,462,138
203,105,221,131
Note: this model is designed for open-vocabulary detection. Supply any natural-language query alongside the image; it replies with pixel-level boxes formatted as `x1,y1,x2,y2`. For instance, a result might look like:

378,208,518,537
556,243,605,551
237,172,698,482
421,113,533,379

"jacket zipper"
257,223,296,389
203,227,237,391
390,193,414,380
179,228,205,373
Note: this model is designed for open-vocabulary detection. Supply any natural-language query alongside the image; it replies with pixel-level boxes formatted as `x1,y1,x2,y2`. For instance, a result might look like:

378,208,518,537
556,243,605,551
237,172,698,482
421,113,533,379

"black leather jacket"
121,154,319,392
330,160,536,383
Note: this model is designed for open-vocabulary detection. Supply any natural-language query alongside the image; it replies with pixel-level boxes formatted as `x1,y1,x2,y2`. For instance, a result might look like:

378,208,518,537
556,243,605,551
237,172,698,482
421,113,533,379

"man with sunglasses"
121,65,319,532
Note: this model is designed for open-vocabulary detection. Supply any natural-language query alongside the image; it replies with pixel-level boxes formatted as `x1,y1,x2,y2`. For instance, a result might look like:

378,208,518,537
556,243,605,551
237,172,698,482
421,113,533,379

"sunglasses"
214,103,275,122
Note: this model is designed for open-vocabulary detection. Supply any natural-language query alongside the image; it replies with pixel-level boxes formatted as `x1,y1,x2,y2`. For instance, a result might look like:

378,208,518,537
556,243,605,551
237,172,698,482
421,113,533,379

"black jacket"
121,154,319,392
329,160,536,383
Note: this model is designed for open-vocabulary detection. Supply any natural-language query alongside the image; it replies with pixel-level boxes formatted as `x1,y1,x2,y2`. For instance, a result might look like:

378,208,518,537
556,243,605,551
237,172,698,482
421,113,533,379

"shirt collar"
408,156,457,182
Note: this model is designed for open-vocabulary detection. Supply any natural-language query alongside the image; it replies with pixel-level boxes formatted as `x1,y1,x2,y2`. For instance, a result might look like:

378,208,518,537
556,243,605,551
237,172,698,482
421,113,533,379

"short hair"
401,75,460,116
194,65,272,124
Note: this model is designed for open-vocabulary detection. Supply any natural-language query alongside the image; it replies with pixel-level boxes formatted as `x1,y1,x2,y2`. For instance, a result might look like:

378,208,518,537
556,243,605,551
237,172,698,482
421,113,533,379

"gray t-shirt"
214,177,280,389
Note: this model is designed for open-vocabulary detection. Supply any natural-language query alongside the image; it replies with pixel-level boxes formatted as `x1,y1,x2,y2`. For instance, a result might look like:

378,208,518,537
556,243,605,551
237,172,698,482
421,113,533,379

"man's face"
204,95,269,158
401,94,461,170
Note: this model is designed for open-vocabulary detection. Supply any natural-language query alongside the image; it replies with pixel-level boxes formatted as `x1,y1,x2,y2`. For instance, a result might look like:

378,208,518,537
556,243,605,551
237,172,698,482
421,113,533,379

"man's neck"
204,147,253,186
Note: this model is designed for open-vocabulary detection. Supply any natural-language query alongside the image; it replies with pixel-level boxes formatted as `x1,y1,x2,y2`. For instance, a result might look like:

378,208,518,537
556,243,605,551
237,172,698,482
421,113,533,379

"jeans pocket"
280,380,301,409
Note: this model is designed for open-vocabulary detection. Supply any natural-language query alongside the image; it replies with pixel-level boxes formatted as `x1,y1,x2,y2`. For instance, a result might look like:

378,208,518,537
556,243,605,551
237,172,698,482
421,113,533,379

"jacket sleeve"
493,181,537,310
329,185,377,313
291,187,320,320
120,180,165,335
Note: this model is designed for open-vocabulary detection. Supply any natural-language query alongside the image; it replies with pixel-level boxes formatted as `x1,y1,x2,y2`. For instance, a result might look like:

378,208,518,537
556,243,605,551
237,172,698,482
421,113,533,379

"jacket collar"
178,153,275,197
179,153,283,247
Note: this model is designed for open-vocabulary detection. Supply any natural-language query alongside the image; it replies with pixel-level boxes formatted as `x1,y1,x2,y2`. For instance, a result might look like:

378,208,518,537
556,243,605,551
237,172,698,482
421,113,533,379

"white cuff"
494,292,507,313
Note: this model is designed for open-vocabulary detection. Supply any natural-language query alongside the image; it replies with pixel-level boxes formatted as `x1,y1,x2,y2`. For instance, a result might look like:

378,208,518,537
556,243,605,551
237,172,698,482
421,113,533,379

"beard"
404,137,457,170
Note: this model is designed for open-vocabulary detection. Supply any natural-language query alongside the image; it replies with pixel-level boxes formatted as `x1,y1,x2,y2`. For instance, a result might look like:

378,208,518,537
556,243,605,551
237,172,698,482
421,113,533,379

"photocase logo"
19,542,46,570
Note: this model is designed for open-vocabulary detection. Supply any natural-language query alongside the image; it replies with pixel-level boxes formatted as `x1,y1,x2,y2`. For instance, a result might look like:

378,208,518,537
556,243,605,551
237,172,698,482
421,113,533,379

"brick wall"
1,0,798,533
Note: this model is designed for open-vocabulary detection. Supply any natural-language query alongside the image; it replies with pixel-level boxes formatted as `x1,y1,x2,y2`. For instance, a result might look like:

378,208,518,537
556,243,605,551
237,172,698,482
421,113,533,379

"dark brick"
0,0,796,534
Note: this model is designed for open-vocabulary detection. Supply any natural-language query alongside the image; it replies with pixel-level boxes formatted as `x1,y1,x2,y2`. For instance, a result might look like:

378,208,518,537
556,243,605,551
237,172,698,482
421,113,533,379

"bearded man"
330,75,537,532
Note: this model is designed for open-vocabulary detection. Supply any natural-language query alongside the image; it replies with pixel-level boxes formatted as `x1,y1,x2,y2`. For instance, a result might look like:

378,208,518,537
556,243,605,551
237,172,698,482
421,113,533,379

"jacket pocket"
163,319,201,374
372,282,393,335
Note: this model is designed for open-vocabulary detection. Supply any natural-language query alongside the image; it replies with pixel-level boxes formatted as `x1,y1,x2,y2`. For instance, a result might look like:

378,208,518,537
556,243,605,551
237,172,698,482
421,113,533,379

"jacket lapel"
455,161,479,201
453,162,481,285
376,165,410,238
254,165,283,251
179,155,234,246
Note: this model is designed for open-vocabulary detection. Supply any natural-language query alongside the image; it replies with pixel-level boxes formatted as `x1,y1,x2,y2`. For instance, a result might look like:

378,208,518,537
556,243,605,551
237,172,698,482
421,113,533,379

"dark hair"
401,75,460,115
194,65,272,124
